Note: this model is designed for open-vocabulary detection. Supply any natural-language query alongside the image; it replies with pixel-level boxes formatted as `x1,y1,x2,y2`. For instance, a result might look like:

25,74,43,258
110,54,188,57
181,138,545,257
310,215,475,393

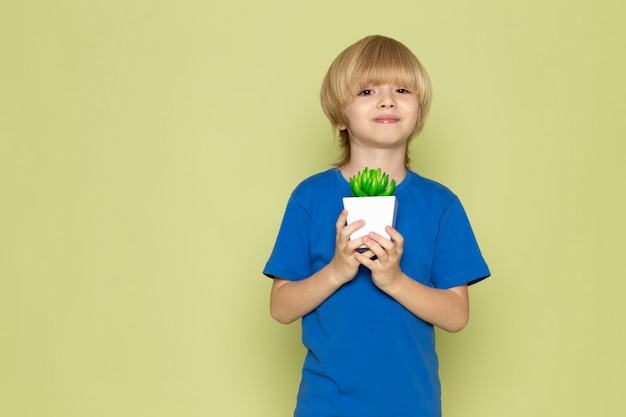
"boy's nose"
378,99,396,108
378,91,396,108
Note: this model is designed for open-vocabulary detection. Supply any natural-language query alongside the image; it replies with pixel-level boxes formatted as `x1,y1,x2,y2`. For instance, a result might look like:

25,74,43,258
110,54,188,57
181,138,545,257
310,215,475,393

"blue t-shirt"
264,168,490,417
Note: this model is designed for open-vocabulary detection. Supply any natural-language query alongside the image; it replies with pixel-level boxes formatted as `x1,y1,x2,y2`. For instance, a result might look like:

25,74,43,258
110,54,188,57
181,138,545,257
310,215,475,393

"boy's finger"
336,209,349,228
366,231,392,250
385,226,404,247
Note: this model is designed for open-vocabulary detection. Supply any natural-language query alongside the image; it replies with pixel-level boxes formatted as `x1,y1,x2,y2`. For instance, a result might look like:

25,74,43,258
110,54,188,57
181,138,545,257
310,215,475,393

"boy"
264,35,490,417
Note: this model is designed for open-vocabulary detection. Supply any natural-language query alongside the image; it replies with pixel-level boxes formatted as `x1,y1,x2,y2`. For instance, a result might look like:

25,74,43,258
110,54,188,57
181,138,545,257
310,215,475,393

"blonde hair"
320,35,432,167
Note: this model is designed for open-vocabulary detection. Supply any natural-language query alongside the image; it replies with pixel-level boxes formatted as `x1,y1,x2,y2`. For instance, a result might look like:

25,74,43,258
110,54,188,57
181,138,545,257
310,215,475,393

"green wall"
2,1,625,416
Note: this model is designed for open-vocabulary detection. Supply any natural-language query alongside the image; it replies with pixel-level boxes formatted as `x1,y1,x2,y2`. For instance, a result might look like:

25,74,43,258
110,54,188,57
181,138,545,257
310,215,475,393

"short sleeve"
431,197,490,289
263,190,312,281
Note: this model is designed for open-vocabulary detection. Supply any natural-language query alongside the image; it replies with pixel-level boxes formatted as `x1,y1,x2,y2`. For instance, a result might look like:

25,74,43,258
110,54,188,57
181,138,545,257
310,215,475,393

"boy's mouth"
374,116,400,124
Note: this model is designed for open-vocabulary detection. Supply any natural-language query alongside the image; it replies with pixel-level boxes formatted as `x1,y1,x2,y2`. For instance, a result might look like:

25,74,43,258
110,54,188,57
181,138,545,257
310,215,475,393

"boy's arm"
269,210,370,324
357,227,470,333
380,278,469,333
270,270,343,324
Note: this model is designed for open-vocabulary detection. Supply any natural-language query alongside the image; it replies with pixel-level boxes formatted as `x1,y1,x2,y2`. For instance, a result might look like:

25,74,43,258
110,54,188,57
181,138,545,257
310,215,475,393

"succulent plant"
349,167,396,197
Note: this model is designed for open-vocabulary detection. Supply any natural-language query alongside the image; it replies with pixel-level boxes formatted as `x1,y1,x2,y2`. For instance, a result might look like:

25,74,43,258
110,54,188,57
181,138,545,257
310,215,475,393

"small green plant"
349,167,396,197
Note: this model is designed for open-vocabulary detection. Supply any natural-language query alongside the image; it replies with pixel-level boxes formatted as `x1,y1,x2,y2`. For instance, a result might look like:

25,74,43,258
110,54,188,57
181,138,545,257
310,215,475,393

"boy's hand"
329,210,372,285
356,226,404,289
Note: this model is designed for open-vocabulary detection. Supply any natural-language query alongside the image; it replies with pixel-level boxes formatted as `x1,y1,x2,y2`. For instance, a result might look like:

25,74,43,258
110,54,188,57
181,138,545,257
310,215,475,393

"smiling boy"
264,35,490,417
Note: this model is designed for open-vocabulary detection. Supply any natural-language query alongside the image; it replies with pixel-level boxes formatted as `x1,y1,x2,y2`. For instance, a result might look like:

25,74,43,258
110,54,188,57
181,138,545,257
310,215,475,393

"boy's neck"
341,150,407,185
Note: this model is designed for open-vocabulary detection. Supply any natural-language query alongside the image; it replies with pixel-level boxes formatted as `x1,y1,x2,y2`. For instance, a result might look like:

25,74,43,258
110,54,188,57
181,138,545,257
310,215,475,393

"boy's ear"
336,122,347,130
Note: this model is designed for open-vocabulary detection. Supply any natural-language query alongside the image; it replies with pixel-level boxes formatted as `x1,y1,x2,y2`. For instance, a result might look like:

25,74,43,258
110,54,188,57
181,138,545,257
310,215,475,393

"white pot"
342,196,398,242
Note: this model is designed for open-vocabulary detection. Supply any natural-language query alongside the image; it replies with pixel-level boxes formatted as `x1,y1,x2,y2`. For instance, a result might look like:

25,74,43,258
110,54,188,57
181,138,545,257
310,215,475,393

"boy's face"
337,83,419,151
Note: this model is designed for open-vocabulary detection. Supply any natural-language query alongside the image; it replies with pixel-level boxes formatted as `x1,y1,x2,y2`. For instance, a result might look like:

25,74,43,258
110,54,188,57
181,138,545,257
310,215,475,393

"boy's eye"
396,88,411,94
358,89,374,96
